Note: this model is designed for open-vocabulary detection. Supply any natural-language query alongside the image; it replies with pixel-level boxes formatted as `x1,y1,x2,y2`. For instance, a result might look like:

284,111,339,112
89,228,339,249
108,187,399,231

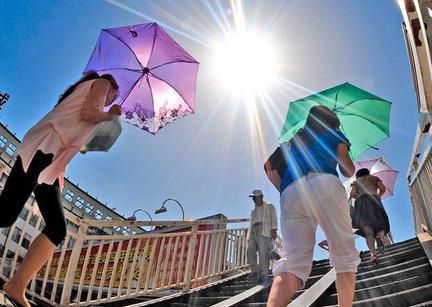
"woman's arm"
377,180,386,198
337,143,355,177
81,79,119,123
349,184,358,199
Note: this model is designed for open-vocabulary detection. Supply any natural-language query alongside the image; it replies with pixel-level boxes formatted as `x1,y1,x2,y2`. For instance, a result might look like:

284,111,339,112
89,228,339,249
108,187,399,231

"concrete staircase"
146,237,432,307
316,237,432,306
151,257,332,306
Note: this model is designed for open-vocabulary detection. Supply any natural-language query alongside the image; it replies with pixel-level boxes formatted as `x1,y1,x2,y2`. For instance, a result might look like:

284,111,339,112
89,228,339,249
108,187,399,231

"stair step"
321,283,432,306
185,295,232,305
358,239,419,257
356,263,431,290
318,271,432,305
358,246,424,269
410,300,432,306
358,248,425,272
356,256,428,281
309,241,423,274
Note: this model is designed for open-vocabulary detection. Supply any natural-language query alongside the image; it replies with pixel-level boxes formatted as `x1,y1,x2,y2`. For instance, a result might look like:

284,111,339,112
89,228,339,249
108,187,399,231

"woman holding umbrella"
267,106,360,307
0,72,121,307
350,168,391,265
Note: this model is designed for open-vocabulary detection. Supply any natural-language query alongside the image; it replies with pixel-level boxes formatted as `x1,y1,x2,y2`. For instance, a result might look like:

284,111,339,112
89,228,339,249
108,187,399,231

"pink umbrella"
343,157,399,200
84,22,199,134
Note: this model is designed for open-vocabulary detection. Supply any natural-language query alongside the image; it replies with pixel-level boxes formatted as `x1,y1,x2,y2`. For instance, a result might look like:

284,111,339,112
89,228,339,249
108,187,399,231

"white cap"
249,189,263,197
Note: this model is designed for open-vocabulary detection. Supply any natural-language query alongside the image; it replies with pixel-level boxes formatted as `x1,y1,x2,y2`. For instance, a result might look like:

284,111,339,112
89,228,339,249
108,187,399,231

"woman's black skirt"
352,194,390,238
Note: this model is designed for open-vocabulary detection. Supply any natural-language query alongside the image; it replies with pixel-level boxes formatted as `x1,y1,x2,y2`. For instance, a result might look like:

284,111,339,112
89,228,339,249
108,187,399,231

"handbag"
80,116,122,153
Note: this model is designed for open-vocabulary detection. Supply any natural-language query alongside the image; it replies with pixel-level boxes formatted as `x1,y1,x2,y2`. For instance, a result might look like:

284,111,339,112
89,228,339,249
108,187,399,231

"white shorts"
272,173,360,285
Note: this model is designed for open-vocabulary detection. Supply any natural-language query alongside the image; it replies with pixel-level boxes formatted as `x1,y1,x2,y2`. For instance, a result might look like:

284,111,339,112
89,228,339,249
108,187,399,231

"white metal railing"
0,217,249,306
407,113,432,234
401,0,432,234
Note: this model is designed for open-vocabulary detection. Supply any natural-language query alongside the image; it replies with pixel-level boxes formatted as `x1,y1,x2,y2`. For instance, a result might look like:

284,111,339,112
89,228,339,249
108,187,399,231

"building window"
1,227,9,236
39,221,45,232
29,214,39,227
67,238,75,249
66,220,79,233
106,215,113,221
95,209,103,220
0,173,8,186
0,135,7,148
74,197,85,209
11,227,22,243
6,250,14,259
6,143,16,156
64,189,74,202
28,195,36,206
21,233,32,250
85,203,94,215
19,207,30,221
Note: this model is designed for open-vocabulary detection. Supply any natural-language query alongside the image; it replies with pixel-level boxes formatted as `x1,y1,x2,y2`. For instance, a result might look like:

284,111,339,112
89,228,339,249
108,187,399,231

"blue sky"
0,0,418,259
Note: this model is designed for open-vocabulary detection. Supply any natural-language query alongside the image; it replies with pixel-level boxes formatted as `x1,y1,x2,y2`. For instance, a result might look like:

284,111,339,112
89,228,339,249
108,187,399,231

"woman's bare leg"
363,226,377,256
4,233,55,307
336,272,356,307
267,272,302,307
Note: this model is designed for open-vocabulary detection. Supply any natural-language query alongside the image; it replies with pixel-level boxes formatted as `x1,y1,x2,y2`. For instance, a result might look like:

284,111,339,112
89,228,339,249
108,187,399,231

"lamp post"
126,209,153,231
154,198,185,221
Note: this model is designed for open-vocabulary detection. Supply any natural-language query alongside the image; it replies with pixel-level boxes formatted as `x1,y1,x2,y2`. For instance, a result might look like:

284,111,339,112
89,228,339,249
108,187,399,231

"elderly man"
247,189,278,284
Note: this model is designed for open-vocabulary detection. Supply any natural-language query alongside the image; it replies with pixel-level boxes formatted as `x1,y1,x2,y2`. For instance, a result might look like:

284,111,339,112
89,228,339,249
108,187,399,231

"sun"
213,31,278,96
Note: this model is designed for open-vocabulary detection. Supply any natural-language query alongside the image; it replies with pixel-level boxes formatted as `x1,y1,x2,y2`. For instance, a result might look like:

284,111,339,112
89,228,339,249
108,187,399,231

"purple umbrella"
343,157,399,200
84,22,199,134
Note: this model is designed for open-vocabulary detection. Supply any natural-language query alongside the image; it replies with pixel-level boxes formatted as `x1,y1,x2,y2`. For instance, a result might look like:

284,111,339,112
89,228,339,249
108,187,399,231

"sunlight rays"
103,0,319,188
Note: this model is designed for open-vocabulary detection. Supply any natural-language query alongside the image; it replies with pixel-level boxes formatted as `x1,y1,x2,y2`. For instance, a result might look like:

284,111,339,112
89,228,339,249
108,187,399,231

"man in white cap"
247,189,278,284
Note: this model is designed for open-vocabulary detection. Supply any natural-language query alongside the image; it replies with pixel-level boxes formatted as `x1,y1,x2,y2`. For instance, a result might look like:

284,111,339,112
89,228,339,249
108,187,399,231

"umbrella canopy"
279,82,391,159
343,157,399,200
84,22,199,134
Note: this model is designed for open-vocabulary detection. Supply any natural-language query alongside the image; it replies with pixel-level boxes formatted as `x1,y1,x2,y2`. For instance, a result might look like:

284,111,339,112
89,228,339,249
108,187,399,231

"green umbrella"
279,82,391,160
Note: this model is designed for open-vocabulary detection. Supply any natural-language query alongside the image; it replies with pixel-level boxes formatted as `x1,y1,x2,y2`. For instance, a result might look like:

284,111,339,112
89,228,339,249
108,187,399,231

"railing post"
183,223,198,292
60,220,88,305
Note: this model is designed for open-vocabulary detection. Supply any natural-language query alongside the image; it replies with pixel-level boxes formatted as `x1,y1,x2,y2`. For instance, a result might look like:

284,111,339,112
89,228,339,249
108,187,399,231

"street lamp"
155,198,185,221
126,209,153,231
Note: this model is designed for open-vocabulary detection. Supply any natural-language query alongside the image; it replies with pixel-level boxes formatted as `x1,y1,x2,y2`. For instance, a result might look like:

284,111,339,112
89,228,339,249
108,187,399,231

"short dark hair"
295,105,340,144
304,105,340,132
356,168,370,178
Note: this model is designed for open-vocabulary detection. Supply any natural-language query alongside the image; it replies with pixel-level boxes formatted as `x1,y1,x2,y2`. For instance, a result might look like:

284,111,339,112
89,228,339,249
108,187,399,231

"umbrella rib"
119,74,145,106
145,74,155,119
148,72,195,114
94,68,143,73
149,26,158,67
334,97,391,112
334,87,341,110
151,60,199,71
105,30,144,70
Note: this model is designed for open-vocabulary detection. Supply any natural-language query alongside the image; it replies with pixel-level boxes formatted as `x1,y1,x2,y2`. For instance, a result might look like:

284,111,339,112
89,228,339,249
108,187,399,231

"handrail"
80,218,249,228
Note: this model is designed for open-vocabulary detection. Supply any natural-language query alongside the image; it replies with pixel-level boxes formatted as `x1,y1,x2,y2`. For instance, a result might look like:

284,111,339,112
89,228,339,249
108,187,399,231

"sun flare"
213,31,278,95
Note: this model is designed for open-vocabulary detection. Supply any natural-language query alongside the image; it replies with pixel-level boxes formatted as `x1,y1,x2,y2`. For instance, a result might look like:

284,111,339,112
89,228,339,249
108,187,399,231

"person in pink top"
0,72,121,307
